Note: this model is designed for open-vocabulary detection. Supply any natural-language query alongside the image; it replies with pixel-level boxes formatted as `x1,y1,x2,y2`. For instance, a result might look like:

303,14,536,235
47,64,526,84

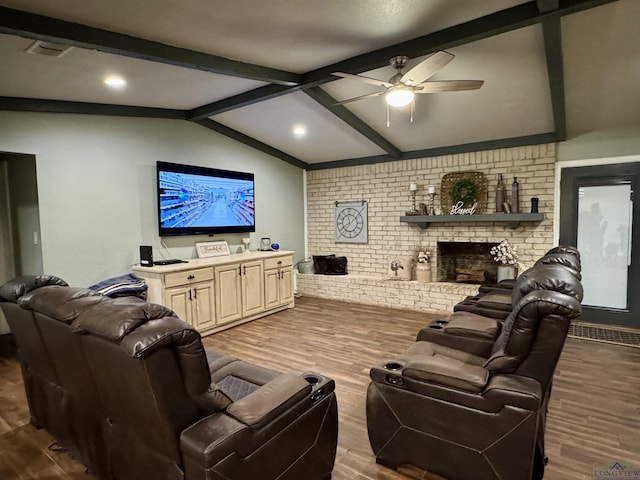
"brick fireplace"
301,143,555,314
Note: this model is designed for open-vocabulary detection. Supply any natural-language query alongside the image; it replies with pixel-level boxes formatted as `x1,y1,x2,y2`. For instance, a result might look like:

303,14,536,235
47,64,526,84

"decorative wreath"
449,178,479,207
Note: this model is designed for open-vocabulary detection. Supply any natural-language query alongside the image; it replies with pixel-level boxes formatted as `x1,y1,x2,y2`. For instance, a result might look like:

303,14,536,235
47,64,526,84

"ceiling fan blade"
331,72,393,89
415,80,484,93
334,91,386,105
400,51,455,86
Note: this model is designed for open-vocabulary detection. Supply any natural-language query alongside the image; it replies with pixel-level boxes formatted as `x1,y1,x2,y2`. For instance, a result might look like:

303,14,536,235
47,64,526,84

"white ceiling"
0,0,638,166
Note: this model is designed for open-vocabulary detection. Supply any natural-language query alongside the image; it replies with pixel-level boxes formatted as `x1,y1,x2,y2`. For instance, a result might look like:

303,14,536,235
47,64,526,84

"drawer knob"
187,274,195,280
277,260,282,265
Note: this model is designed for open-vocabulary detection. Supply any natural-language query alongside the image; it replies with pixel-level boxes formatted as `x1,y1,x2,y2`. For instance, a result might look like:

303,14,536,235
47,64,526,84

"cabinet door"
242,260,265,316
164,286,192,325
264,269,280,309
279,267,294,305
192,282,215,332
215,264,242,325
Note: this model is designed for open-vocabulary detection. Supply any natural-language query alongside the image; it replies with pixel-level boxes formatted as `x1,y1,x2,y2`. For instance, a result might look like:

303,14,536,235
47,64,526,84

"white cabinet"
133,251,293,336
213,260,264,325
264,256,294,310
163,268,216,334
240,260,266,316
214,263,242,325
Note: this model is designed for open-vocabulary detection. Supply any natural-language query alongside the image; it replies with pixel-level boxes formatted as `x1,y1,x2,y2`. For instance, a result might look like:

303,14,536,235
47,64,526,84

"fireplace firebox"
437,242,499,284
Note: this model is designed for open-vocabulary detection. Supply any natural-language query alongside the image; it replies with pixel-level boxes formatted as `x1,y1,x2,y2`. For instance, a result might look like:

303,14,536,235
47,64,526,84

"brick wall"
298,143,557,313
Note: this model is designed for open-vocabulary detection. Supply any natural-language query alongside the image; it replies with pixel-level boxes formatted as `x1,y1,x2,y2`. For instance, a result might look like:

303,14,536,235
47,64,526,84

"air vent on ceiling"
25,40,73,58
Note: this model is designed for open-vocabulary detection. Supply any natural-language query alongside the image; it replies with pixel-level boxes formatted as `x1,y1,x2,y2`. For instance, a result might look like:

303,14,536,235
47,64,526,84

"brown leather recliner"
0,276,338,480
450,247,582,321
416,263,584,355
0,275,70,426
367,268,582,480
476,245,582,295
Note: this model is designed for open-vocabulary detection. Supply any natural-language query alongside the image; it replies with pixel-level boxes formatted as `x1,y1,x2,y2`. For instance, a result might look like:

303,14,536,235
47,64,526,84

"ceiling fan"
332,51,484,126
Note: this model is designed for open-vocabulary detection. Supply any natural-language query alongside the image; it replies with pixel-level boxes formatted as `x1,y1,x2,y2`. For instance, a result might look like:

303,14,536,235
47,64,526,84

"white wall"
558,126,640,162
0,111,305,286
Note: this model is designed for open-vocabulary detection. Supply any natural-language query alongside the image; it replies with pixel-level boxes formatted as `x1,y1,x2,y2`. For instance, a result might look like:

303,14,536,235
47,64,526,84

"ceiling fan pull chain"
410,100,415,123
386,103,390,128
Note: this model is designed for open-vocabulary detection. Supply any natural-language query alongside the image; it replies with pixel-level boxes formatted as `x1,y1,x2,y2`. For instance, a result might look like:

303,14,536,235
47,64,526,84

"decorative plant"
450,178,479,207
417,250,431,263
490,240,518,265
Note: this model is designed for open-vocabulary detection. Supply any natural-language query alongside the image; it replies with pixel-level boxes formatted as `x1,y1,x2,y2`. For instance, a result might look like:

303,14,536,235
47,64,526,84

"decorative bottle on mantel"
511,177,520,214
495,174,505,213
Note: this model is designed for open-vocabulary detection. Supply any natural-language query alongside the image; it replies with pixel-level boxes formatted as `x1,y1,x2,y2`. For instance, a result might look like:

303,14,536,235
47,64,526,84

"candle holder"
406,182,420,216
427,186,436,215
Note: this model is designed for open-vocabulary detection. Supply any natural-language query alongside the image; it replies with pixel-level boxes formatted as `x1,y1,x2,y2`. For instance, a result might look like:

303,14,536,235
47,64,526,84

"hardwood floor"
1,295,639,479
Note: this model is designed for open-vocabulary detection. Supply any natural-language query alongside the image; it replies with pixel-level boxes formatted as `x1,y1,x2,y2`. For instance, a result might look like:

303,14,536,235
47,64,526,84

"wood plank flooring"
1,295,639,479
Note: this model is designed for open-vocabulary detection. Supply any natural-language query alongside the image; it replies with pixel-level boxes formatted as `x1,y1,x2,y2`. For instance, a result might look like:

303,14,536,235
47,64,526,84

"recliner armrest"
483,374,542,411
402,355,489,393
227,374,311,428
180,372,336,470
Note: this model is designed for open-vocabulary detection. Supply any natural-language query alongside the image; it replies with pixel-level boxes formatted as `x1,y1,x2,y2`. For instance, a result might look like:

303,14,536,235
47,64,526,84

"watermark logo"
594,462,640,479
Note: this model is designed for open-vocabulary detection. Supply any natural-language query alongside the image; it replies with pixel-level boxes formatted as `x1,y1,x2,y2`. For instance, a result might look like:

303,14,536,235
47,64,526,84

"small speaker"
140,245,153,267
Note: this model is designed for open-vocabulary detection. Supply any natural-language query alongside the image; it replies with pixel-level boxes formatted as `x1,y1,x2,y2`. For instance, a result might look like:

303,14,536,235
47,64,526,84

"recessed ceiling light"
104,76,127,88
293,125,307,137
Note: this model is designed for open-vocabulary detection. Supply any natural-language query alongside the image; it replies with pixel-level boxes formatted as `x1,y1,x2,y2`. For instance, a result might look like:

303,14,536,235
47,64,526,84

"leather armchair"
1,276,338,480
0,275,69,425
367,287,582,480
451,248,582,321
416,263,584,355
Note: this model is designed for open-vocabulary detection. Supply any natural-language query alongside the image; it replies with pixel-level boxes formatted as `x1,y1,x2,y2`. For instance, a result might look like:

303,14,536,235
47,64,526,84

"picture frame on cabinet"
196,241,230,258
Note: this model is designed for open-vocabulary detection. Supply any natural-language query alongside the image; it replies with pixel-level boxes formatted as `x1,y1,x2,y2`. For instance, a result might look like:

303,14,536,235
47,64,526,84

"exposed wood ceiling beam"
304,87,402,159
537,0,560,13
192,0,618,119
306,133,558,170
0,96,188,119
189,85,293,121
0,6,300,86
194,119,308,169
541,17,567,141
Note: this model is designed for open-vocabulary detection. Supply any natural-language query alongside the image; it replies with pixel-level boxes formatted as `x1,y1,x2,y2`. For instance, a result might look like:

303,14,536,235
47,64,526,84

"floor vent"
568,322,640,348
25,40,73,57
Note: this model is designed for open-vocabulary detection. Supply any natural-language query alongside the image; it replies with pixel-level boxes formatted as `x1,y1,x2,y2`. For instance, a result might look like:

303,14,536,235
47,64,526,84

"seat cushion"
400,341,486,367
476,292,512,311
443,312,501,340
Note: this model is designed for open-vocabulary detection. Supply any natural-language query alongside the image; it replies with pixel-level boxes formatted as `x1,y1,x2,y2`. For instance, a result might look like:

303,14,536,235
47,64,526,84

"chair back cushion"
511,264,584,307
534,252,581,279
484,289,581,398
0,275,68,302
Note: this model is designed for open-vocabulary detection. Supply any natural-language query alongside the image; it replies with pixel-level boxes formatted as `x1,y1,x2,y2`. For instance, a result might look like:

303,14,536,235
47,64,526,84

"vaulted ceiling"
0,0,638,169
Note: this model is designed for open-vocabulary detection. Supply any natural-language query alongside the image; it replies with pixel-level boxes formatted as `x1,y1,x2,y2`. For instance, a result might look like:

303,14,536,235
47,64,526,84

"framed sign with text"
195,241,231,258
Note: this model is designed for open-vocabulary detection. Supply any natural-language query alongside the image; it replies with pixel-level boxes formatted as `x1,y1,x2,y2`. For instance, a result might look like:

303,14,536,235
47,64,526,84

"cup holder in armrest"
303,374,321,386
428,319,449,330
383,361,404,371
302,372,330,403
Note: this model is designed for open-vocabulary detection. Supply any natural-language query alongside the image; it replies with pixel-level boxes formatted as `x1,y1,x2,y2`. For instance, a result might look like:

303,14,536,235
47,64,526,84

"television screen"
157,161,255,236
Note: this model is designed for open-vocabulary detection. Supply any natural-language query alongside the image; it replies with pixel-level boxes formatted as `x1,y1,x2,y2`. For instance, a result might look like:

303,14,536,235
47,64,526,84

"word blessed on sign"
450,201,478,215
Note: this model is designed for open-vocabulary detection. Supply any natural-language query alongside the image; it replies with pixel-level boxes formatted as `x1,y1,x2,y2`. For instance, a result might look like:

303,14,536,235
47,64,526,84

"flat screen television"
157,161,255,236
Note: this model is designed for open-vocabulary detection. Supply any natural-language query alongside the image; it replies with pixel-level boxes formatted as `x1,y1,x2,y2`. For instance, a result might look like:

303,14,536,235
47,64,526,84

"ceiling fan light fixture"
385,86,414,107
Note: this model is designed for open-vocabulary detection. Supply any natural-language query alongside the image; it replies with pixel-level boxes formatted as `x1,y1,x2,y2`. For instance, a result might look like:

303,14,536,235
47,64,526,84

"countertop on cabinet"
132,250,294,274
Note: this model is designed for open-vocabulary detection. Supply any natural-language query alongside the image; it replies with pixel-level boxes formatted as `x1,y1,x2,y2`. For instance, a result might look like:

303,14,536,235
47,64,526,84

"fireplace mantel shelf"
400,213,544,229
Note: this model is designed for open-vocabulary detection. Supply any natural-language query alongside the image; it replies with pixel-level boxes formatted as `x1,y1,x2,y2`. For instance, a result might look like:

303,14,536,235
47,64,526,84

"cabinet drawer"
165,268,213,288
264,256,293,270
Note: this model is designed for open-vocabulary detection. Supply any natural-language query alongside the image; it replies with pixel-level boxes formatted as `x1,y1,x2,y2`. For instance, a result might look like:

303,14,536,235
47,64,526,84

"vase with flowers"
416,250,432,283
490,240,519,282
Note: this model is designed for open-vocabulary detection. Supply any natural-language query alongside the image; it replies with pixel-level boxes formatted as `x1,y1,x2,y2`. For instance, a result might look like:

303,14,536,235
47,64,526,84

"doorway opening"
0,152,43,284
